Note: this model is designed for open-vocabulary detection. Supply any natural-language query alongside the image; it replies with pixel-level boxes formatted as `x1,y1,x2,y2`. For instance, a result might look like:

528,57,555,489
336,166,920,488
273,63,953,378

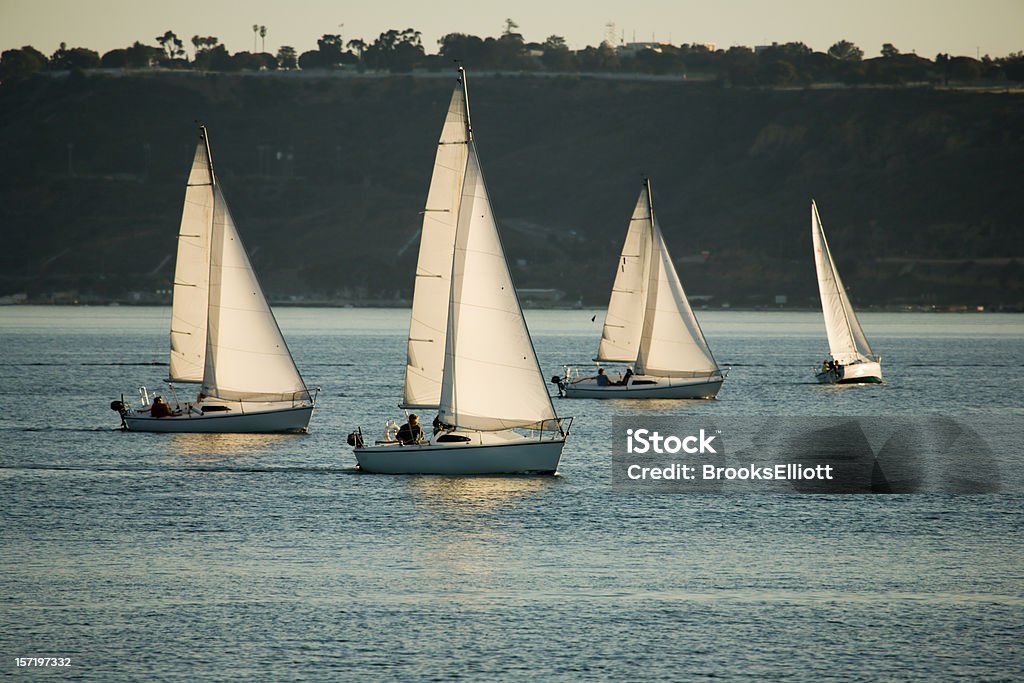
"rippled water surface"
1,307,1022,681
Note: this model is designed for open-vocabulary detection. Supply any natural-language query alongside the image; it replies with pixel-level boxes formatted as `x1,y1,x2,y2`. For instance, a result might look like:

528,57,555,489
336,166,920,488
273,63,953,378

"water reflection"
408,475,555,515
167,432,297,460
611,398,713,410
406,476,560,579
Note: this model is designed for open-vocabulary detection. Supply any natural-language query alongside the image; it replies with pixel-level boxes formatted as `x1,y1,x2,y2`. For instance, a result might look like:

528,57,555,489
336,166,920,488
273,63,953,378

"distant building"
618,42,669,56
618,41,715,56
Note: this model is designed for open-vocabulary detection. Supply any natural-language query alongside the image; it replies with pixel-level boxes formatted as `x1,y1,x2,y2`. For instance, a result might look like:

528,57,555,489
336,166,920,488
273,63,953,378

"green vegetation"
2,27,1023,86
0,71,1020,308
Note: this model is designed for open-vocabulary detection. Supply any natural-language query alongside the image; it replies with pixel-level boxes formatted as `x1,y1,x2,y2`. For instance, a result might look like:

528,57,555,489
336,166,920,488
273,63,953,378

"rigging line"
447,352,553,373
408,316,446,333
205,344,294,357
449,299,531,316
206,303,285,314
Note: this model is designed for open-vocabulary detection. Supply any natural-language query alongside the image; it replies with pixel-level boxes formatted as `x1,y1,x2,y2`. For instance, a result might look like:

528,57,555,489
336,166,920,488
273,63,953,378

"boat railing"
562,365,584,382
561,366,725,382
293,387,320,408
532,416,573,441
668,369,726,380
561,364,628,383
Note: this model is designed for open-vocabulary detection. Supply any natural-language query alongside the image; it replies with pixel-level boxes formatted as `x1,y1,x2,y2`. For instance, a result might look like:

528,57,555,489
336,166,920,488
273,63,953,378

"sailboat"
811,200,882,384
110,125,316,432
555,178,725,399
350,68,570,474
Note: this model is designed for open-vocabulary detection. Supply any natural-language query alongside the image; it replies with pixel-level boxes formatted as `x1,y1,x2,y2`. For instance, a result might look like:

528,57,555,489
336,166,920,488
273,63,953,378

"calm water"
1,307,1022,681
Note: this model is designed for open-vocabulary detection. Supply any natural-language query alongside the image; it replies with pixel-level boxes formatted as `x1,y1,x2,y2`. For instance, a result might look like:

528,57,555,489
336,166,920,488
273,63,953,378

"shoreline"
0,301,1018,313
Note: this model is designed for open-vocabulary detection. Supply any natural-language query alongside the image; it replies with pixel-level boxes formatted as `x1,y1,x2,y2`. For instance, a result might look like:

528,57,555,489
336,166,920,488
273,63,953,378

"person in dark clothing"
617,368,634,386
150,396,172,418
596,368,610,386
397,414,423,444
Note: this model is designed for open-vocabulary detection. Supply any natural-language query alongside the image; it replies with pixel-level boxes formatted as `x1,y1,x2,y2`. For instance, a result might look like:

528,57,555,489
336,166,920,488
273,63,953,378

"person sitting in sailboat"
616,368,634,386
822,358,845,379
596,368,610,386
150,396,172,418
396,414,423,445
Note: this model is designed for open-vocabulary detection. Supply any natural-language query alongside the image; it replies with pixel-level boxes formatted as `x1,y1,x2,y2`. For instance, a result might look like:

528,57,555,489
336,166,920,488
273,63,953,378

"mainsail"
811,200,875,364
168,139,215,382
437,144,558,431
402,86,470,408
599,179,719,378
635,218,720,377
597,192,652,363
201,184,310,403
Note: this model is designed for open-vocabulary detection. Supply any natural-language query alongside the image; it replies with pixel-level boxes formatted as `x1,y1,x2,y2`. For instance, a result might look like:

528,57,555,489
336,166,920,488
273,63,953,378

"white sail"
599,180,719,378
402,86,470,408
168,141,214,382
811,201,875,364
596,192,652,363
634,201,720,377
438,146,558,431
201,185,309,403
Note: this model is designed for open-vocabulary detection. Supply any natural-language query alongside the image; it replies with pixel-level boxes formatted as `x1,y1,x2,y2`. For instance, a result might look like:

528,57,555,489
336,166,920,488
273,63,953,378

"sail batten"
812,201,876,364
402,85,470,409
199,177,308,404
168,141,215,383
596,191,652,363
598,180,719,377
437,144,558,431
635,219,720,377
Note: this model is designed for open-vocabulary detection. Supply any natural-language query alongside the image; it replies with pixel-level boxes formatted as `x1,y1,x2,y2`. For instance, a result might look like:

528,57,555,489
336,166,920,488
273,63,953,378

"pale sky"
1,0,1021,59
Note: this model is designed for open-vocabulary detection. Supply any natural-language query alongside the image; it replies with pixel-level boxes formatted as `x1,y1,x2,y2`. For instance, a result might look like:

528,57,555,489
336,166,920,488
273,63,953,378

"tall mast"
199,124,216,186
644,176,654,224
199,123,217,393
458,65,473,142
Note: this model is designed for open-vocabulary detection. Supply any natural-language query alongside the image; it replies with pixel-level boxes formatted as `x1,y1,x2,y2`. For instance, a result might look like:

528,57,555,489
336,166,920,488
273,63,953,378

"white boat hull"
563,374,723,399
354,431,565,475
815,361,882,385
123,405,313,433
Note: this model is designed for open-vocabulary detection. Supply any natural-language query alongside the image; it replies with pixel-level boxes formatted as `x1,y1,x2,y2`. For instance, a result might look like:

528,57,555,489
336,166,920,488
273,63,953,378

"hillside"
1,71,1022,308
